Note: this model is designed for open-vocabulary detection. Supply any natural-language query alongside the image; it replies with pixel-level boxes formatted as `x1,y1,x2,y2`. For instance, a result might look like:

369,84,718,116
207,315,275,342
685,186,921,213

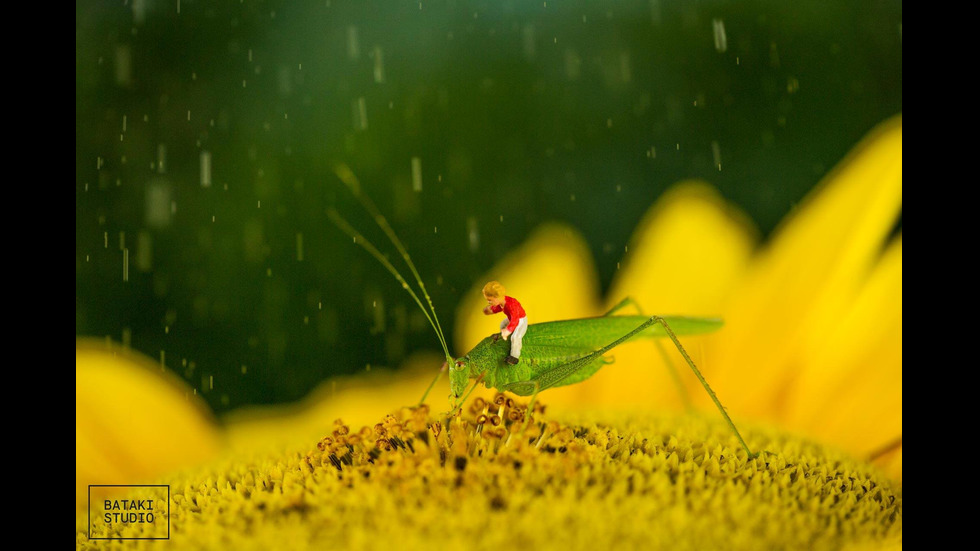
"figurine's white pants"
501,317,528,358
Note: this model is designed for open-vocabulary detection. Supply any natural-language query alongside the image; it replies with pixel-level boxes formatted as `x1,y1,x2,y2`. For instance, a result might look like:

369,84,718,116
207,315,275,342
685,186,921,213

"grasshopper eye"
454,360,466,371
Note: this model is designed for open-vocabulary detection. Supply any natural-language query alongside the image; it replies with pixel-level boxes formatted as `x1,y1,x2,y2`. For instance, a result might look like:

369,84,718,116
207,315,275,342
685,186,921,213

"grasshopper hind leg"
652,316,758,459
606,297,694,412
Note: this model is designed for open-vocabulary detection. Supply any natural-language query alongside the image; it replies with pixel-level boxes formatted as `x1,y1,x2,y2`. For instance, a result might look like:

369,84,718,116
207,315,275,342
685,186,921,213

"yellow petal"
787,234,902,463
708,116,903,420
76,340,223,509
874,444,903,482
224,352,444,453
569,182,757,411
607,181,758,316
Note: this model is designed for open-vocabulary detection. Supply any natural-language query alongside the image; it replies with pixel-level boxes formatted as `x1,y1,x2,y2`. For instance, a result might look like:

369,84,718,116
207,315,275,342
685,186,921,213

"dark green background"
76,0,902,414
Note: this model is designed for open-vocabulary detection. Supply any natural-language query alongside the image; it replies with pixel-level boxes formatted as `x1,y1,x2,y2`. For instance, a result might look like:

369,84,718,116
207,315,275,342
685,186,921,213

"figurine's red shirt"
490,296,526,333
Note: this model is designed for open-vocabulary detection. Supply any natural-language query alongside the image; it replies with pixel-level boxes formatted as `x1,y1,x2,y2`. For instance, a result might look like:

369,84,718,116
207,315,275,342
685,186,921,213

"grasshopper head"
450,357,470,398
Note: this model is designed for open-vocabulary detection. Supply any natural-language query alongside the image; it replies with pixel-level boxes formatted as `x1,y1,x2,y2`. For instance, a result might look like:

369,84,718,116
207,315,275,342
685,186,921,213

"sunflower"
455,115,903,481
76,116,902,548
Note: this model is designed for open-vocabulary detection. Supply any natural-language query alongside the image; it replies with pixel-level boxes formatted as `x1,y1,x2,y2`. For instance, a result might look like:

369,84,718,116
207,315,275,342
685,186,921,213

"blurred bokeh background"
76,0,902,415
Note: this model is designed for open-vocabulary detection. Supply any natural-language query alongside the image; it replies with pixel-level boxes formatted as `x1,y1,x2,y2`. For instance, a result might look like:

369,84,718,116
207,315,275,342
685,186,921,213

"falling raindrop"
353,97,368,130
365,291,385,334
347,26,360,59
787,77,800,94
467,217,479,252
122,248,129,281
278,66,292,96
200,151,212,187
411,157,423,192
156,144,167,174
132,0,147,24
373,45,385,83
711,141,722,171
712,19,728,53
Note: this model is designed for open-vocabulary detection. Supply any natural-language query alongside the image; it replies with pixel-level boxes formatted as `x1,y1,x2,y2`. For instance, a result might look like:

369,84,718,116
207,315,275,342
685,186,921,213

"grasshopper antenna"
332,164,451,357
326,208,453,364
328,165,458,406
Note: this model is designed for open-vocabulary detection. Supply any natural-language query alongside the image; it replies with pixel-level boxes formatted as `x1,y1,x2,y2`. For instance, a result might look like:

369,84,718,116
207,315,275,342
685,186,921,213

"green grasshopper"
328,164,757,458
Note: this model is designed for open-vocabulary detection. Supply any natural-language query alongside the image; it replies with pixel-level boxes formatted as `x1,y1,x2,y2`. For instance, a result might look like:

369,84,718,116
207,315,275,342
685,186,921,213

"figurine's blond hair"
482,281,505,299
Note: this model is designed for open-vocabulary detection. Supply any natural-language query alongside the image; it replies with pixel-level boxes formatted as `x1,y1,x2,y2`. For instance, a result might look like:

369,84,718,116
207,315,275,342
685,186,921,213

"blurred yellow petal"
76,340,223,509
709,116,902,421
454,223,602,354
787,234,902,456
874,444,903,482
224,352,444,453
607,181,758,316
563,182,757,411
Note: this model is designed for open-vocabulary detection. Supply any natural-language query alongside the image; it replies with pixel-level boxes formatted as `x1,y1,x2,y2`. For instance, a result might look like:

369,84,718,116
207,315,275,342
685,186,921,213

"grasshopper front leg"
418,361,449,405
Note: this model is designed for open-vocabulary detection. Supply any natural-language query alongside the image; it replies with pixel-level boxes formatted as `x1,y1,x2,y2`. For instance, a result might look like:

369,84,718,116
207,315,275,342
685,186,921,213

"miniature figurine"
482,281,527,365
